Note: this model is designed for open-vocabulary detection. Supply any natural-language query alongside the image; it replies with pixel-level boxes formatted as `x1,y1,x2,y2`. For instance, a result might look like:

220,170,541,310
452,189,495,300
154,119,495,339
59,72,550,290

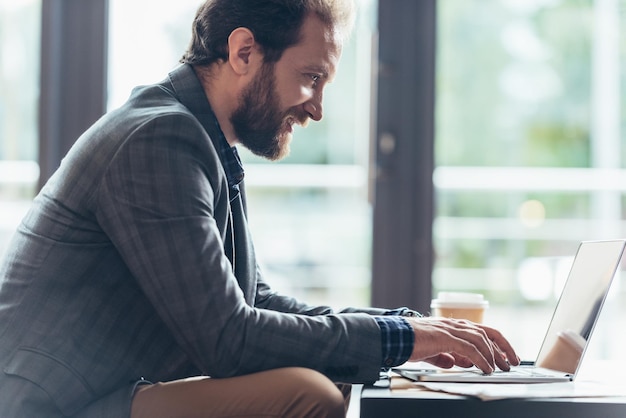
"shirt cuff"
383,307,423,317
374,316,414,369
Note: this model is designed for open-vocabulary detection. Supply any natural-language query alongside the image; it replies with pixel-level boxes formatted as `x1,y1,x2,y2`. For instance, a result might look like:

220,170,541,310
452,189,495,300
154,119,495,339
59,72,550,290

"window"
108,0,378,309
0,0,41,257
107,0,200,110
435,0,625,360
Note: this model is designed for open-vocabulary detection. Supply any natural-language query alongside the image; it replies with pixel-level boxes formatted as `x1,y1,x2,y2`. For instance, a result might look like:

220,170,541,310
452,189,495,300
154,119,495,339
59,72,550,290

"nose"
303,93,323,122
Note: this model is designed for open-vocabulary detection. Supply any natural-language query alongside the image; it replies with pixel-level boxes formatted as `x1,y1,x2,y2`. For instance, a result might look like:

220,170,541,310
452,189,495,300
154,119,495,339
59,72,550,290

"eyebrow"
303,65,334,81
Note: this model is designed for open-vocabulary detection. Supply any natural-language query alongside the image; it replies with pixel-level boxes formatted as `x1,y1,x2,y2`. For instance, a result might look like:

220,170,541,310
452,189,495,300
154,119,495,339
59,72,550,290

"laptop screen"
535,240,626,375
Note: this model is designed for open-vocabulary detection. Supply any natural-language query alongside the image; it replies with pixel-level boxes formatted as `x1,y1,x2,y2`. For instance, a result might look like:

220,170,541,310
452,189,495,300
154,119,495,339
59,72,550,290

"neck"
193,64,239,146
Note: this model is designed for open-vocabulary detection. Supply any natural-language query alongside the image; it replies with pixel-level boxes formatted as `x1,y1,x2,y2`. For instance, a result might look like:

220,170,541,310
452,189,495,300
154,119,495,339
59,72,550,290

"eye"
308,74,321,87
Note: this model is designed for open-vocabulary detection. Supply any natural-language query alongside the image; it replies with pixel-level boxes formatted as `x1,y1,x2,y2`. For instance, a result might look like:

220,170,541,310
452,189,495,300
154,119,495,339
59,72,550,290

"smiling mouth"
284,114,309,132
284,117,296,133
281,121,291,134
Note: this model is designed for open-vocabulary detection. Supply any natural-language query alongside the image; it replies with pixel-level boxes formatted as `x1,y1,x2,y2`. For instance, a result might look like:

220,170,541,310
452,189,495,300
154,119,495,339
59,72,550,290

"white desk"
360,362,626,418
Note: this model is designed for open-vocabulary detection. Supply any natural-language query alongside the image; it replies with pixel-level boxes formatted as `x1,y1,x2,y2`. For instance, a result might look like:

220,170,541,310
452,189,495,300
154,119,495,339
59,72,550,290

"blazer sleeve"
254,265,394,316
94,113,384,383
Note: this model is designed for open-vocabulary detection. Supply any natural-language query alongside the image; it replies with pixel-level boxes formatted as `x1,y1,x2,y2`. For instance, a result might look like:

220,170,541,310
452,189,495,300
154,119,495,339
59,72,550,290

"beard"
230,62,306,161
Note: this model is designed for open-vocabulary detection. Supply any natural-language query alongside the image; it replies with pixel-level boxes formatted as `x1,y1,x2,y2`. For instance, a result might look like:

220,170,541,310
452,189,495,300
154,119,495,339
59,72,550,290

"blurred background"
1,0,626,363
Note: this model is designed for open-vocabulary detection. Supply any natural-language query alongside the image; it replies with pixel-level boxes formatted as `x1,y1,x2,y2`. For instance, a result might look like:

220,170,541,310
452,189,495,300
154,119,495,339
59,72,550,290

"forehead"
278,14,343,79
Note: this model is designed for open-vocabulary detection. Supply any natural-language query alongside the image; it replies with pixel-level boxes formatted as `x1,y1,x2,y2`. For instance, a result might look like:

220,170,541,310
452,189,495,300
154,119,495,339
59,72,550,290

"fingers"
447,330,495,373
409,318,494,373
407,317,520,374
425,353,473,369
424,353,456,369
480,324,521,369
433,319,499,373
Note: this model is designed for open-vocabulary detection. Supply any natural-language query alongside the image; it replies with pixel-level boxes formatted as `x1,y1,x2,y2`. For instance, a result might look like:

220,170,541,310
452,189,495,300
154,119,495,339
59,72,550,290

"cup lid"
557,329,586,352
430,292,489,309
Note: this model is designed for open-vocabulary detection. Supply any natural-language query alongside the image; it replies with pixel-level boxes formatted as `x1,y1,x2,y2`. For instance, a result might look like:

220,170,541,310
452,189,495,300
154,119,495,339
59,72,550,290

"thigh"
131,367,347,418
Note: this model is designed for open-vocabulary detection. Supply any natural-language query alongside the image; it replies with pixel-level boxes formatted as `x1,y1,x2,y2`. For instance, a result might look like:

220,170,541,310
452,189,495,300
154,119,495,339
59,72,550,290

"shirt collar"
213,118,245,198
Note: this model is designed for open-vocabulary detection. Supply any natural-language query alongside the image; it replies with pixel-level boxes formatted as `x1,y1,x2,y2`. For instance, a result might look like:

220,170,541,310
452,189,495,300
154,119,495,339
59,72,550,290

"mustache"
285,109,310,127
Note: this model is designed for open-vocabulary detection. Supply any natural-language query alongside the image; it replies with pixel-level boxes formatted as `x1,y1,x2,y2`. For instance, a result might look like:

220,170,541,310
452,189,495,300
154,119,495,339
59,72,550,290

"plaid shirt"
211,116,245,200
376,310,415,368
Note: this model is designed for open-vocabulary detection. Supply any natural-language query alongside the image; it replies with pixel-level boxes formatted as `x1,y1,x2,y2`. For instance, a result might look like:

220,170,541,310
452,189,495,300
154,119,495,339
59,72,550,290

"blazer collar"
164,64,245,196
165,64,220,144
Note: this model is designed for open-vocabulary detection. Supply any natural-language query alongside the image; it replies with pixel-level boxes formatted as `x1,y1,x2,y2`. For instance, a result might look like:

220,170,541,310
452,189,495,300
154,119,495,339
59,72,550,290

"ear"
227,27,258,75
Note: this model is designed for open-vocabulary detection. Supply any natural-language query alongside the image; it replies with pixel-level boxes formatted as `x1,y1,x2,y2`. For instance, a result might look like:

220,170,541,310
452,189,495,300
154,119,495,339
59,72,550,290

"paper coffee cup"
430,292,489,323
538,329,585,374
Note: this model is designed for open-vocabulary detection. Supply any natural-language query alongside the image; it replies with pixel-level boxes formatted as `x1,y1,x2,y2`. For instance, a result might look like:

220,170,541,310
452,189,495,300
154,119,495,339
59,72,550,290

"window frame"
372,0,436,312
39,0,108,188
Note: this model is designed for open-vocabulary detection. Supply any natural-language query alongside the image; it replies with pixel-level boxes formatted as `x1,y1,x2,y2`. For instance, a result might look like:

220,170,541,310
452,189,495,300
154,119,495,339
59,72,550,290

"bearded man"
0,1,518,417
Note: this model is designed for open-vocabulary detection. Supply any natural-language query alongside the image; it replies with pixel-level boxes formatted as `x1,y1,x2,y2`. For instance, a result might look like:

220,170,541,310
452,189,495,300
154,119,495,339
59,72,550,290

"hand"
405,317,520,374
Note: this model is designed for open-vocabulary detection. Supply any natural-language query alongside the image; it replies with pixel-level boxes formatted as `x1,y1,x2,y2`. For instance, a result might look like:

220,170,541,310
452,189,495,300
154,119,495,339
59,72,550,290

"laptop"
395,239,626,384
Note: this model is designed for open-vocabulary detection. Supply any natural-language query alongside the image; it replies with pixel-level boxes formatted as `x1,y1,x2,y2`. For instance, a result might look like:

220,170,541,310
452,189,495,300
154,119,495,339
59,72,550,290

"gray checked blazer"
0,64,387,417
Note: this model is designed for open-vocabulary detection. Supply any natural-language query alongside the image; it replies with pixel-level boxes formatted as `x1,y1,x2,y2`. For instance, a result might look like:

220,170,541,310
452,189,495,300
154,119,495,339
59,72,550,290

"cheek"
283,89,308,111
276,79,311,108
297,85,311,100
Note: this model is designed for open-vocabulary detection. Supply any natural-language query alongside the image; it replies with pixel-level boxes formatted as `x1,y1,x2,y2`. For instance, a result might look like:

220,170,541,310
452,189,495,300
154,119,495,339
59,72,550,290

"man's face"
231,14,343,161
230,61,299,160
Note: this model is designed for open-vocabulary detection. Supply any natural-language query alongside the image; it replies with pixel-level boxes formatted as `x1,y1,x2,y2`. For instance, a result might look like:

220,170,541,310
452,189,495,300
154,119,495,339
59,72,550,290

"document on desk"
392,378,626,401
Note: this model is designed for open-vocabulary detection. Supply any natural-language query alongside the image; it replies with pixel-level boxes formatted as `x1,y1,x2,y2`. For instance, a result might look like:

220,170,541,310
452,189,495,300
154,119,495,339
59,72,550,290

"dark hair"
180,0,354,65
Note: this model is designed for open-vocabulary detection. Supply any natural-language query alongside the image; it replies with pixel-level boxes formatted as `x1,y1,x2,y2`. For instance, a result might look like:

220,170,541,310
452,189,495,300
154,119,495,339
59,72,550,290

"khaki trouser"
131,367,351,418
